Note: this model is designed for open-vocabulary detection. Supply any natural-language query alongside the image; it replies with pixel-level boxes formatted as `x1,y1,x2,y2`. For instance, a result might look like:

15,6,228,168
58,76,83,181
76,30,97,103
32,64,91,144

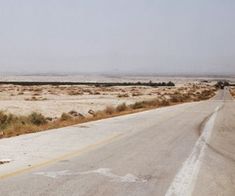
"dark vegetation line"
0,81,175,87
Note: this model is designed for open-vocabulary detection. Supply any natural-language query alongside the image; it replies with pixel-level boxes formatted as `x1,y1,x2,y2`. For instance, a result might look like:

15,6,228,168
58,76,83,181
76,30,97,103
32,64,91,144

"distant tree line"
98,81,175,87
0,81,175,87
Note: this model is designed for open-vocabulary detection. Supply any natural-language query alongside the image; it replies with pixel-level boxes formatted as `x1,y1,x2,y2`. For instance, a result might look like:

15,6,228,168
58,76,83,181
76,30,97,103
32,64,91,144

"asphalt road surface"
0,88,234,196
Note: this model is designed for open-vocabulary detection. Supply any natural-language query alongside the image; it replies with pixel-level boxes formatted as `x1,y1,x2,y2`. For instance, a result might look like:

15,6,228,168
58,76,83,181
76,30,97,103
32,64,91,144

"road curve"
0,89,234,196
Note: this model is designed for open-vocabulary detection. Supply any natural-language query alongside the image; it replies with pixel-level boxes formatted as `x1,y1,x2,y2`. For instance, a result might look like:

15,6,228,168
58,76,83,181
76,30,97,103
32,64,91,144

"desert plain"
0,75,221,118
0,74,233,138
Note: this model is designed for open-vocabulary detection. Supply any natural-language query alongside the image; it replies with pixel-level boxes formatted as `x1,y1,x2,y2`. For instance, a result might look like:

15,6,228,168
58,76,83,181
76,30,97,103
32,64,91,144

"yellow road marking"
0,133,122,180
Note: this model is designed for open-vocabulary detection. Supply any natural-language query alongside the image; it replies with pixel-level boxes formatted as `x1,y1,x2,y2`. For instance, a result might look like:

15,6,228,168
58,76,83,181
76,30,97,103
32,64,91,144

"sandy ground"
0,74,221,118
0,80,216,118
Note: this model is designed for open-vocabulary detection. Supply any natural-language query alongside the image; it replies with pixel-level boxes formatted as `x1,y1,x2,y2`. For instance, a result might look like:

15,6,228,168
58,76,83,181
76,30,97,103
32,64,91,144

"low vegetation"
0,81,175,87
0,87,216,138
230,88,235,97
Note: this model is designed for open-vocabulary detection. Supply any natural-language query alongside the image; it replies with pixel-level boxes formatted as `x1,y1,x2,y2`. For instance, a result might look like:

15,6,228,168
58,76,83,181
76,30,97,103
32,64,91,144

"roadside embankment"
0,87,216,138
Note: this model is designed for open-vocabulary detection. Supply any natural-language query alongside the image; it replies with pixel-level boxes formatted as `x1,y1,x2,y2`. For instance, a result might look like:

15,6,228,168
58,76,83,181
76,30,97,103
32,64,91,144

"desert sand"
0,77,216,118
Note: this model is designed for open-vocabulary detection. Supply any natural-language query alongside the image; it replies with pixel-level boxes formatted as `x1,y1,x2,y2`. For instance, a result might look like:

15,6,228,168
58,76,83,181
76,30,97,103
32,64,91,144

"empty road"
0,89,234,196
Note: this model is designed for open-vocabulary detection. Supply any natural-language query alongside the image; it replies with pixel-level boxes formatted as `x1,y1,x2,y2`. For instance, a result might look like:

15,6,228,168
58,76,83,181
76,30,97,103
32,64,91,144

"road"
0,89,234,196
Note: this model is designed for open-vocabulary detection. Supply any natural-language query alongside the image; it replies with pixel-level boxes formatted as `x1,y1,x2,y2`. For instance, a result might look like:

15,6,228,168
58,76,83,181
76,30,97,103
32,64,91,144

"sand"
0,79,216,118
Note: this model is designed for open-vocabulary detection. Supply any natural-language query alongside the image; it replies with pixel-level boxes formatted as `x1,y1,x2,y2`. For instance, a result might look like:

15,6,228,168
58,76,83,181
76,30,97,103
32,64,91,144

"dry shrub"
33,88,43,92
182,93,191,100
116,103,128,112
132,92,143,97
104,106,116,115
159,99,170,106
68,110,79,117
83,89,93,95
0,111,8,124
25,96,47,101
33,93,41,96
88,109,96,116
0,113,23,131
197,89,215,100
31,96,38,101
26,96,38,101
68,90,83,96
117,93,129,98
28,112,47,125
61,113,73,121
130,101,146,109
18,92,24,95
94,91,101,95
230,88,235,97
0,111,47,137
4,123,38,137
170,95,181,103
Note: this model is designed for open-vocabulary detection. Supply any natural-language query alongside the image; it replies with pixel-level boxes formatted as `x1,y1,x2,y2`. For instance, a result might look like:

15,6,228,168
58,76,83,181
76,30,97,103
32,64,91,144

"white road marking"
34,168,147,183
34,170,70,178
165,105,221,196
79,168,147,183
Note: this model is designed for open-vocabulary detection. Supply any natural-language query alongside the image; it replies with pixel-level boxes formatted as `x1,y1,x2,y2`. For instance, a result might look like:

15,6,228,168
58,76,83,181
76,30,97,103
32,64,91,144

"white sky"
0,0,235,75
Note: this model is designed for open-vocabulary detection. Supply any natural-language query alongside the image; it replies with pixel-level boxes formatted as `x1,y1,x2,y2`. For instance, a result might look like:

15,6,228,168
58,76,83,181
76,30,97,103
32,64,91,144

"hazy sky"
0,0,235,75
